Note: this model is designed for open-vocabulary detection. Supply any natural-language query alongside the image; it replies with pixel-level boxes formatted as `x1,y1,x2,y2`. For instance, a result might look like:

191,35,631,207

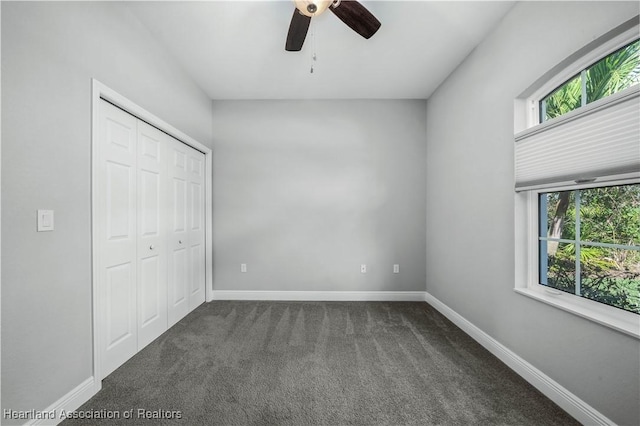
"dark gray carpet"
64,301,578,425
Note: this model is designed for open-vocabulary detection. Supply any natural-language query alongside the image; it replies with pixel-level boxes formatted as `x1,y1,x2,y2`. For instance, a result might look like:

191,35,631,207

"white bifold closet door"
136,120,168,350
167,138,206,327
97,99,205,378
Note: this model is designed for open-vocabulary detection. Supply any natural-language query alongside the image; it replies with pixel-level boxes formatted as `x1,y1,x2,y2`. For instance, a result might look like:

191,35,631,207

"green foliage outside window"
541,39,640,121
542,185,640,313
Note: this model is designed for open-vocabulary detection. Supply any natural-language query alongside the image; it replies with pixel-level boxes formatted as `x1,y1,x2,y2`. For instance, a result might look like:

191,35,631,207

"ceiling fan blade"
285,9,311,51
330,0,381,40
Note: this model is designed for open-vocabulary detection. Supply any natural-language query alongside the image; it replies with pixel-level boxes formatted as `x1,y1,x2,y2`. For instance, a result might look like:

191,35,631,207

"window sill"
515,286,640,339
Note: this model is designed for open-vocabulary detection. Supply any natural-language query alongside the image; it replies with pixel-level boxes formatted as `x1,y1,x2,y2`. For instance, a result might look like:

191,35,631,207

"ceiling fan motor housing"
294,0,331,17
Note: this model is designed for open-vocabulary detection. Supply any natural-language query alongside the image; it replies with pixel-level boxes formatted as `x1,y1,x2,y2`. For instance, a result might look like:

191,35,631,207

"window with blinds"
514,24,640,329
515,85,639,191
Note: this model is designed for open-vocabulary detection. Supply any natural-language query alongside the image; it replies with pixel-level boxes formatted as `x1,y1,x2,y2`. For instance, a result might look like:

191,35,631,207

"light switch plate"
37,210,54,232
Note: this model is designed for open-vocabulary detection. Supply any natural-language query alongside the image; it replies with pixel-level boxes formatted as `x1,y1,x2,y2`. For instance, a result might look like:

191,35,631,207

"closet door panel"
190,243,204,299
105,263,135,349
136,122,168,349
167,139,190,326
188,150,206,309
98,100,138,377
172,178,187,233
105,163,134,245
139,256,160,323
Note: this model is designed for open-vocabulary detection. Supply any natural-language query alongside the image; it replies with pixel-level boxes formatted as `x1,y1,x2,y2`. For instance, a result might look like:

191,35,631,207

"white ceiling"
128,1,515,100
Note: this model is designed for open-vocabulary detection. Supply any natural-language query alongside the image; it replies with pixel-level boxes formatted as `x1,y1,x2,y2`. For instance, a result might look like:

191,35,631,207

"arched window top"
514,19,640,133
540,38,639,123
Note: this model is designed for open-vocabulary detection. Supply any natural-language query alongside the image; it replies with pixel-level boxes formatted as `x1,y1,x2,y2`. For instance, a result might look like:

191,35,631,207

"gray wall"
4,0,637,423
211,100,427,292
1,1,212,417
425,2,640,425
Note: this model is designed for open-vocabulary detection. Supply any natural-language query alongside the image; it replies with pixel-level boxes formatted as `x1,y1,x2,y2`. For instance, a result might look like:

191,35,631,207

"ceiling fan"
285,0,381,51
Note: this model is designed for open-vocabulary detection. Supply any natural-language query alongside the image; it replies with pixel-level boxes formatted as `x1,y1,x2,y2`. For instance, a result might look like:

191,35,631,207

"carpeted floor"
64,301,578,425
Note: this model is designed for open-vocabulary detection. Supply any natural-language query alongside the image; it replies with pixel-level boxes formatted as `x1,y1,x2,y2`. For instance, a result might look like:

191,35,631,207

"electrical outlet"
37,210,54,232
361,264,367,273
393,264,400,274
241,263,247,273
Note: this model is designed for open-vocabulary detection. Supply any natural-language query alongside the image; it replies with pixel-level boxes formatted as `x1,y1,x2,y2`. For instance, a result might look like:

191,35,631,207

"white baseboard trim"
211,290,427,302
424,292,614,426
26,376,100,426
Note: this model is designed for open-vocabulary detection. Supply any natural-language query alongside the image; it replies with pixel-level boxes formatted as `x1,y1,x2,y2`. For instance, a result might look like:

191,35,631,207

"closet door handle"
149,245,155,250
179,240,183,245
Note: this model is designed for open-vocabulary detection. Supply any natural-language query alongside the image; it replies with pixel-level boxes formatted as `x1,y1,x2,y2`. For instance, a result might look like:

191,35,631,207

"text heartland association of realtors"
3,408,182,420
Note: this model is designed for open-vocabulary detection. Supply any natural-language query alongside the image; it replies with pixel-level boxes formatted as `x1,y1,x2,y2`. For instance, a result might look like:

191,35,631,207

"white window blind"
514,85,640,191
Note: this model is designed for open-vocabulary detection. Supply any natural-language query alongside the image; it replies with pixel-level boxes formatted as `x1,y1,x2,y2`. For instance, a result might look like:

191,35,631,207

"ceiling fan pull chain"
310,19,317,74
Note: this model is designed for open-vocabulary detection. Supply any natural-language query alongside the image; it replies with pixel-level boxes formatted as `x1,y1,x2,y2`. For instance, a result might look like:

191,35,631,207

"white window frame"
515,178,640,339
514,20,640,339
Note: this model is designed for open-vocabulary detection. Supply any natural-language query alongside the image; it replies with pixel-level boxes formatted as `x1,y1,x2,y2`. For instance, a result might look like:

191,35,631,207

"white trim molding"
211,290,427,302
26,377,99,426
515,286,640,340
424,292,615,426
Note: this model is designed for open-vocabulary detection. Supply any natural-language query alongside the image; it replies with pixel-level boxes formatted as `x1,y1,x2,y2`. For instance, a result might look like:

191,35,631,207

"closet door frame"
91,80,213,382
